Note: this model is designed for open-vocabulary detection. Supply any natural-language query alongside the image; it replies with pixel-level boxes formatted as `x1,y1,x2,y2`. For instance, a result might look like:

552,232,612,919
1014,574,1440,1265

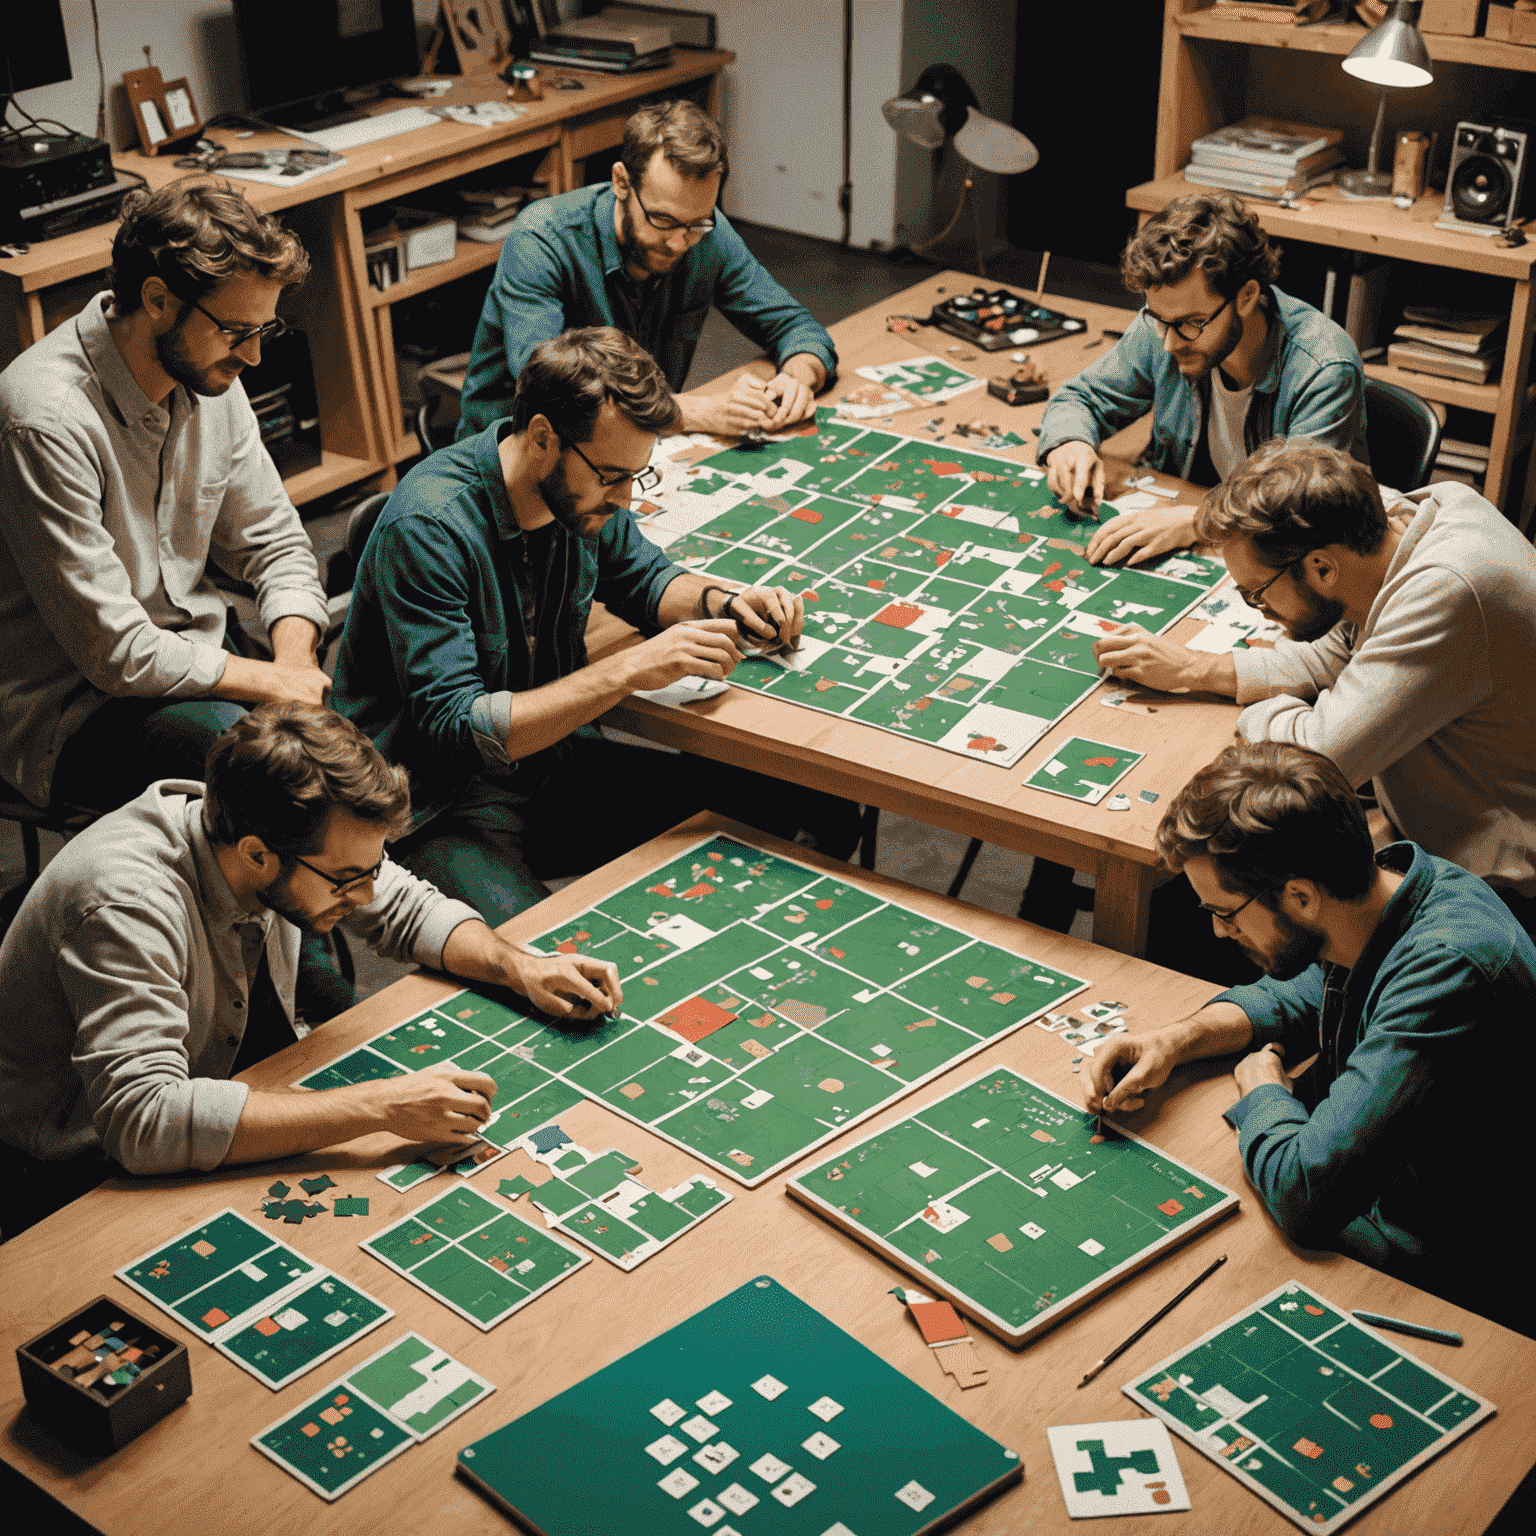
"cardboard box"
1514,7,1536,44
1421,0,1484,33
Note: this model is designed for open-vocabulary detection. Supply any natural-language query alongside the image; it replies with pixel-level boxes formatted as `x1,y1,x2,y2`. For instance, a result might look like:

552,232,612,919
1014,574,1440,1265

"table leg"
1091,855,1156,956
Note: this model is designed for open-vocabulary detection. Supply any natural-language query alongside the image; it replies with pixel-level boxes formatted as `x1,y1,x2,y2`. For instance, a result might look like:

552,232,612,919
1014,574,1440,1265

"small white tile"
807,1395,844,1423
750,1452,791,1483
681,1414,718,1443
693,1441,738,1475
717,1483,759,1516
660,1468,700,1498
651,1398,686,1426
696,1390,733,1415
801,1431,840,1460
751,1374,788,1401
645,1434,688,1466
772,1472,816,1507
895,1480,935,1511
687,1497,724,1527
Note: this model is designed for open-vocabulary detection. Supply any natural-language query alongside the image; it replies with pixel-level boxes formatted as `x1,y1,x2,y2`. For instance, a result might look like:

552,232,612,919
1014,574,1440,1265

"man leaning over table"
1037,192,1367,567
1092,438,1536,937
456,98,835,441
0,704,619,1236
1085,740,1534,1334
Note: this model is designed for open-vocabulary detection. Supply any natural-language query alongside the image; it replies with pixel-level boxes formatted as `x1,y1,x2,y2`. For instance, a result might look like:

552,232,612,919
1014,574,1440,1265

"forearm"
671,388,730,434
1188,652,1239,697
207,652,324,705
269,615,320,665
442,920,527,988
779,352,825,392
223,1083,386,1165
499,653,642,759
1161,1001,1256,1064
657,571,726,627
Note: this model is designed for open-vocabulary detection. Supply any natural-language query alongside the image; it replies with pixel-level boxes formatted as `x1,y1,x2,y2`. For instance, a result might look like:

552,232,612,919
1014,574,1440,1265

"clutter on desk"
931,285,1086,351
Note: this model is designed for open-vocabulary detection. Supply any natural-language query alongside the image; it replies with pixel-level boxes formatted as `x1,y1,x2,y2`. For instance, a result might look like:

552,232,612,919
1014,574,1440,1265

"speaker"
1442,119,1534,230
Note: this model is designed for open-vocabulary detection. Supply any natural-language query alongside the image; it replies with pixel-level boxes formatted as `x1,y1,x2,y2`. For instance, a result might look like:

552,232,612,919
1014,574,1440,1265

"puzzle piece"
300,1175,338,1196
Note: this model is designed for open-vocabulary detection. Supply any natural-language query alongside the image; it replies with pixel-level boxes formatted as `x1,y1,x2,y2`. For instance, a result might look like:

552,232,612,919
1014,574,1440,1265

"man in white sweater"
1092,438,1536,927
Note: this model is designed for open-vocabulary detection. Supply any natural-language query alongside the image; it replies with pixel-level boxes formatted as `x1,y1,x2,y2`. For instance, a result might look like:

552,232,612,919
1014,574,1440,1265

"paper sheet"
1046,1419,1191,1519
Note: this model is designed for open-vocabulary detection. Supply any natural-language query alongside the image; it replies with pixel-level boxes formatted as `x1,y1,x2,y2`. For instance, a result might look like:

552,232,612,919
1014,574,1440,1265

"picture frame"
123,66,203,156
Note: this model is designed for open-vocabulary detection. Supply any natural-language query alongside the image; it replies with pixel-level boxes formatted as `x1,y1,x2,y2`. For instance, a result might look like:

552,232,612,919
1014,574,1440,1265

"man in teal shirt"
458,99,836,440
1085,740,1533,1333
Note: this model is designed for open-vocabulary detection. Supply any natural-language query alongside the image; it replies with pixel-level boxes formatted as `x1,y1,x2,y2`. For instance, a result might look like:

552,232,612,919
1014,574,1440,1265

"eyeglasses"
1200,888,1262,929
184,295,290,349
290,853,384,896
557,431,662,495
1234,561,1297,610
1142,294,1231,344
630,185,716,235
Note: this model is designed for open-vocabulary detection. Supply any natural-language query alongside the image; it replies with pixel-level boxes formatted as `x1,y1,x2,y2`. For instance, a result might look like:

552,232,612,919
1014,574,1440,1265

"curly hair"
1194,437,1388,566
109,178,310,313
511,326,678,442
1121,193,1281,299
621,98,728,190
1156,741,1375,903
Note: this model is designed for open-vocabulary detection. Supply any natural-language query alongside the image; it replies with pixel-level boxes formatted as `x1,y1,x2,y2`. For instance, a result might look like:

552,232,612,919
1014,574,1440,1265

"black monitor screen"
233,0,420,117
2,0,72,96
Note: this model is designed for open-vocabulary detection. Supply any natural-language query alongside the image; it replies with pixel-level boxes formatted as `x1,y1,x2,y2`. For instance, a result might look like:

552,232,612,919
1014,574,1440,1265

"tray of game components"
930,285,1088,350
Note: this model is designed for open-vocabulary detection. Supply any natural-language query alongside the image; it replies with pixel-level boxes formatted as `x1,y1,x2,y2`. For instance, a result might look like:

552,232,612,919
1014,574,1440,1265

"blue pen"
1351,1309,1462,1346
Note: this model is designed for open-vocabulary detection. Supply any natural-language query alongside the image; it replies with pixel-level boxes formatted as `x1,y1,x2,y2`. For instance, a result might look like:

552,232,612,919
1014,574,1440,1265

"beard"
1236,902,1325,981
537,455,617,539
617,196,681,276
1283,581,1347,643
1174,303,1244,381
156,312,242,397
256,866,345,936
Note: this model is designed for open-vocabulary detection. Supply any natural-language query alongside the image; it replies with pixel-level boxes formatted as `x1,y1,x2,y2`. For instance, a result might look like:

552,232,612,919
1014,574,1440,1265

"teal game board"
1124,1281,1495,1534
787,1069,1239,1345
294,834,1090,1188
116,1208,392,1390
457,1275,1022,1534
252,1331,494,1500
636,411,1226,768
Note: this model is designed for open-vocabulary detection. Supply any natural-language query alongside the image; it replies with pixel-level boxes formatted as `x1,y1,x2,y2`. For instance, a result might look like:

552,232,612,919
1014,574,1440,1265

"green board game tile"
220,1275,390,1390
811,989,980,1082
528,1176,593,1219
1428,1392,1484,1430
1024,619,1107,675
560,1203,651,1262
1024,735,1144,802
295,1046,407,1092
730,946,865,1018
1317,1321,1399,1379
753,874,886,943
812,904,970,988
1261,1288,1344,1339
685,490,798,542
413,1187,502,1241
121,1210,279,1303
756,653,866,711
697,541,788,585
452,1038,506,1072
370,1014,486,1069
332,1197,369,1217
342,1332,488,1439
624,1191,696,1241
668,1180,728,1221
562,1149,633,1198
254,1376,412,1498
801,573,890,621
172,1248,319,1333
476,1049,552,1105
505,1011,649,1075
981,656,1097,718
747,495,868,557
410,1247,529,1326
527,909,629,956
947,590,1056,652
583,928,679,980
561,1020,680,1093
433,993,534,1038
893,941,1081,1037
626,931,784,1018
830,555,930,597
1143,548,1227,587
806,504,923,568
367,1219,449,1272
1076,567,1209,626
846,685,972,742
480,1078,583,1143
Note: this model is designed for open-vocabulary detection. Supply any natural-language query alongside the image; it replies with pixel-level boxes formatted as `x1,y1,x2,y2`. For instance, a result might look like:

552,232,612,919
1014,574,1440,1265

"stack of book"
1387,306,1506,386
531,15,673,72
452,184,547,244
1185,116,1344,201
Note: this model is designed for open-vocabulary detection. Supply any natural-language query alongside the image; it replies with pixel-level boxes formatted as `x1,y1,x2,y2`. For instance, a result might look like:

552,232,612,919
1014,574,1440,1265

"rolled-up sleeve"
0,423,228,697
1216,968,1326,1058
341,857,481,970
594,509,686,632
1036,317,1159,463
58,904,248,1175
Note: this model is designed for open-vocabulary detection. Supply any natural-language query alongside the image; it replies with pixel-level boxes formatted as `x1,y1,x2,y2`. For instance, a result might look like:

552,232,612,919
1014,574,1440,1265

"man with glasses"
0,179,331,821
0,703,622,1232
1092,438,1536,935
457,99,836,440
332,327,857,924
1037,193,1367,569
1083,739,1534,1330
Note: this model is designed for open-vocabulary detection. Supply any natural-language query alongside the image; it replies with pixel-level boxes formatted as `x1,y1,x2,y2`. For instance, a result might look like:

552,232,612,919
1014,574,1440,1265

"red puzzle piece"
659,995,739,1043
909,1299,969,1345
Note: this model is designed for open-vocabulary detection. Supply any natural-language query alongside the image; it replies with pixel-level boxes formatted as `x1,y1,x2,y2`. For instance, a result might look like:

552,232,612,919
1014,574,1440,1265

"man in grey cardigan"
1093,439,1536,929
0,704,620,1233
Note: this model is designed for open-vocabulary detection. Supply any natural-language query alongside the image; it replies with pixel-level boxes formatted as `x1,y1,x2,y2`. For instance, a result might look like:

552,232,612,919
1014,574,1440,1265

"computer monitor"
232,0,421,128
2,0,72,98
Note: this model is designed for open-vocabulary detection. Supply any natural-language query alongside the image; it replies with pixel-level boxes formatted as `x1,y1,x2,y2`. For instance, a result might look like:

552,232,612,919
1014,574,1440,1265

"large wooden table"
595,272,1241,955
2,815,1529,1534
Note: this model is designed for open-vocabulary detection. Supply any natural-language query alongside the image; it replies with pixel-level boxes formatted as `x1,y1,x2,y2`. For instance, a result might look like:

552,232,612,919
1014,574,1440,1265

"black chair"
1363,375,1443,493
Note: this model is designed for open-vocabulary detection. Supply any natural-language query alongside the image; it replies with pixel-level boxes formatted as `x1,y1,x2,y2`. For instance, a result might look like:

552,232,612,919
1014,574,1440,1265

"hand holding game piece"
1233,1041,1289,1097
624,619,746,691
1044,440,1105,518
1092,624,1207,694
1086,504,1199,567
366,1065,498,1148
513,950,622,1020
730,583,805,653
713,375,775,436
760,370,816,430
1082,1031,1181,1115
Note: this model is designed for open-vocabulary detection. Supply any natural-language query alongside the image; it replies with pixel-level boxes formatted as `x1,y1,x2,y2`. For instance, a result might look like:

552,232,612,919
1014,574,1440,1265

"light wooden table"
593,271,1240,956
2,814,1529,1534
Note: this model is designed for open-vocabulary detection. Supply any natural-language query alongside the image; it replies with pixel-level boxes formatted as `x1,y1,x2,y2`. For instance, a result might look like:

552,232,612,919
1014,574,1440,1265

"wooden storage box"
17,1294,191,1454
1486,3,1536,41
1421,0,1485,33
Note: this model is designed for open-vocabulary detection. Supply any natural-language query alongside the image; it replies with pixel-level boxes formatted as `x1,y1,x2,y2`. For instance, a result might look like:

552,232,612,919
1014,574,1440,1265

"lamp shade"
881,62,1037,175
1342,0,1433,89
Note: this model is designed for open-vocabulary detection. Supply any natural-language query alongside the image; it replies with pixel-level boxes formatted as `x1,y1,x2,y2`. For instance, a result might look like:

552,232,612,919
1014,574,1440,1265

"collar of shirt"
1327,841,1428,1005
1248,292,1287,397
76,291,171,431
184,796,275,941
476,417,532,545
594,184,626,279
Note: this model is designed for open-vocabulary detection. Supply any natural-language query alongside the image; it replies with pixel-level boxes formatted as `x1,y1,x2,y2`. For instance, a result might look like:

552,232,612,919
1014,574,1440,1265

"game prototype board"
788,1069,1239,1346
252,1331,494,1500
295,834,1090,1189
1124,1281,1495,1534
361,1185,589,1331
457,1275,1022,1534
636,409,1226,769
116,1208,392,1390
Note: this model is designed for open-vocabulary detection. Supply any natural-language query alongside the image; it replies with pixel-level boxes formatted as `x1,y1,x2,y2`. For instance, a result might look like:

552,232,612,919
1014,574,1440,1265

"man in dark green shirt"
458,99,836,440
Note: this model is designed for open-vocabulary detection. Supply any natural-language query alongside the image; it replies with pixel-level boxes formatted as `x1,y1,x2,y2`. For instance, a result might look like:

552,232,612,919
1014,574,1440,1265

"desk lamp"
1338,0,1433,201
882,63,1037,271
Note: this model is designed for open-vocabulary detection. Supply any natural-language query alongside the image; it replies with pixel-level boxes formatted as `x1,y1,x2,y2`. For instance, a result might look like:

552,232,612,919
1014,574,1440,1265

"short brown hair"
510,326,678,442
1157,741,1375,903
203,704,410,855
1195,438,1388,566
109,178,310,314
1121,193,1280,300
620,99,728,190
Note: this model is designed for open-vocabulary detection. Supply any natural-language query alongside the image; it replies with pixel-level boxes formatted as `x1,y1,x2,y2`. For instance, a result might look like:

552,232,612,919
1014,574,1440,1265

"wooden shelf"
1364,361,1499,414
1176,12,1536,72
367,237,504,309
282,450,380,506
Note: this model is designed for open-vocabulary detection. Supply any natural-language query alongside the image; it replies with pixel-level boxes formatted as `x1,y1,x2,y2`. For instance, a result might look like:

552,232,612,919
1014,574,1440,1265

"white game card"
1046,1419,1191,1518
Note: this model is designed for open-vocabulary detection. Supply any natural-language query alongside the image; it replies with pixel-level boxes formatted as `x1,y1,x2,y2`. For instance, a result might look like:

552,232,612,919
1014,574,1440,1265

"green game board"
457,1275,1022,1534
1024,736,1145,804
635,410,1225,769
253,1331,494,1500
787,1069,1239,1345
295,834,1090,1188
1124,1282,1495,1534
116,1208,393,1390
361,1186,589,1331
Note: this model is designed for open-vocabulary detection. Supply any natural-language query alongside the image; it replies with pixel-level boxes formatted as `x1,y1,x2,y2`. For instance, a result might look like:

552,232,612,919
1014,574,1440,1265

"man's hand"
1045,441,1105,513
511,952,623,1020
1093,624,1236,696
265,661,332,706
622,618,745,692
366,1065,498,1148
1083,1031,1182,1115
727,584,805,650
1234,1042,1290,1098
213,653,332,707
760,371,816,431
1086,506,1198,567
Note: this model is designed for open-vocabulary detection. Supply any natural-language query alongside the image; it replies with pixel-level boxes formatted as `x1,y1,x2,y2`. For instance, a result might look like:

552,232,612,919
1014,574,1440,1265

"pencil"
1078,1254,1227,1386
1351,1310,1462,1346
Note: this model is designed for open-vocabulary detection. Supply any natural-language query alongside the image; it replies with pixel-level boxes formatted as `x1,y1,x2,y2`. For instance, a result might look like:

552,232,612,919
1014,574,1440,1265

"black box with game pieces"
17,1294,191,1454
931,285,1087,351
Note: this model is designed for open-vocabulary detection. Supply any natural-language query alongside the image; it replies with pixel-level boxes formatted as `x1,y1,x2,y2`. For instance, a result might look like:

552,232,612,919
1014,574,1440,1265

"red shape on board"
873,602,923,629
556,940,579,954
1370,1413,1394,1429
1304,1304,1326,1316
1043,561,1063,578
680,883,716,899
967,736,998,752
659,995,739,1043
790,507,823,524
923,460,962,477
867,579,886,590
828,947,846,959
815,899,834,909
1157,1198,1184,1216
1083,756,1119,768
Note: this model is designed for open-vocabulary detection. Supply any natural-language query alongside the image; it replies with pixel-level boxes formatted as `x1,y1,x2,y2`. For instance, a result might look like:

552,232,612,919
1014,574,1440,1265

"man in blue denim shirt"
1038,194,1367,570
458,100,836,441
1084,740,1533,1332
333,328,855,923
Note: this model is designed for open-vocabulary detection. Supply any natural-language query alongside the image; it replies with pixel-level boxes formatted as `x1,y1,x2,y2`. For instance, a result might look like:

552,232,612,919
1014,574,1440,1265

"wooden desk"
595,270,1238,957
1,814,1528,1533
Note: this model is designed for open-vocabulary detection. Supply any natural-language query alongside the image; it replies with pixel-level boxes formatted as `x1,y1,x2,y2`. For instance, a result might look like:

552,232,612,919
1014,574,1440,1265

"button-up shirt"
456,183,838,438
0,781,481,1174
0,294,330,805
